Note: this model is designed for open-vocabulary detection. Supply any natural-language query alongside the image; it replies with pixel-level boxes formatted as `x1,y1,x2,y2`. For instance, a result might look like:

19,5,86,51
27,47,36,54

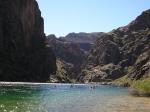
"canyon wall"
79,9,150,83
0,0,56,82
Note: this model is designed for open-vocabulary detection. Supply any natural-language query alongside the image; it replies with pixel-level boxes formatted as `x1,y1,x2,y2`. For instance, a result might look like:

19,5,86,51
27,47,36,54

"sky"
37,0,150,37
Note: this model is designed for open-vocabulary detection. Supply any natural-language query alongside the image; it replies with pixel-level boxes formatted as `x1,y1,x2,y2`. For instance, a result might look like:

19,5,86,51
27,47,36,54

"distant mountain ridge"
52,32,104,52
61,32,104,43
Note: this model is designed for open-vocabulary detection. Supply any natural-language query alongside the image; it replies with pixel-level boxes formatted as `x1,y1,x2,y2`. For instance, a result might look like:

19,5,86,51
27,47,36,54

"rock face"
79,64,123,83
0,0,56,82
123,9,150,32
50,59,74,83
128,50,150,80
79,9,150,83
88,35,121,66
46,32,105,82
47,35,86,67
46,35,86,81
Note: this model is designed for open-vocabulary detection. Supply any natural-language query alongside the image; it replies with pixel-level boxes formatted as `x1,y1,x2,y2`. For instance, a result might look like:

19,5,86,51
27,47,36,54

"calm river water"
0,83,150,112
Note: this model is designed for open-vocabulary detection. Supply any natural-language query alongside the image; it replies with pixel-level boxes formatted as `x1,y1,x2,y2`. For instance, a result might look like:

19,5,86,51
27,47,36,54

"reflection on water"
0,84,150,112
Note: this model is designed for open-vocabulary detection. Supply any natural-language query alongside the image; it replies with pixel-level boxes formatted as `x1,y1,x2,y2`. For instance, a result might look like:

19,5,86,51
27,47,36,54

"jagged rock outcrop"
79,9,150,83
123,9,150,32
0,0,56,82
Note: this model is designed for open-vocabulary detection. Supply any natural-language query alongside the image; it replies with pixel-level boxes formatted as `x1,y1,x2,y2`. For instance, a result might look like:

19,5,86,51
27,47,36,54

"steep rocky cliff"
46,35,86,81
46,32,105,82
79,9,150,83
0,0,56,82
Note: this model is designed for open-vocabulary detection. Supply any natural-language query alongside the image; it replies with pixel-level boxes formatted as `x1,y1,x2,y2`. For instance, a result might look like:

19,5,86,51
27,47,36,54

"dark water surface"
0,83,150,112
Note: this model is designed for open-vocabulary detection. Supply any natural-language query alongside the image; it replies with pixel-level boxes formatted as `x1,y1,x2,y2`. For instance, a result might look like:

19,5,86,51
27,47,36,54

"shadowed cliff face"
0,0,56,82
46,35,86,81
46,32,105,82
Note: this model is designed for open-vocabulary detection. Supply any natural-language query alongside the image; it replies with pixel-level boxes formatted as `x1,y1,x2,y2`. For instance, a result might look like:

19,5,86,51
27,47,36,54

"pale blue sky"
37,0,150,37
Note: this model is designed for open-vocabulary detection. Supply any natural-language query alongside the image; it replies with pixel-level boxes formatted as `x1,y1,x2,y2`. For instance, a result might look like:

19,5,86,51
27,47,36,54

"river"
0,83,150,112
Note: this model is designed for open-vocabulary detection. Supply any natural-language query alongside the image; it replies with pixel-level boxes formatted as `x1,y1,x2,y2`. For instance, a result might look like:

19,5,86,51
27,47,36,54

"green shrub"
114,75,132,87
131,79,150,93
